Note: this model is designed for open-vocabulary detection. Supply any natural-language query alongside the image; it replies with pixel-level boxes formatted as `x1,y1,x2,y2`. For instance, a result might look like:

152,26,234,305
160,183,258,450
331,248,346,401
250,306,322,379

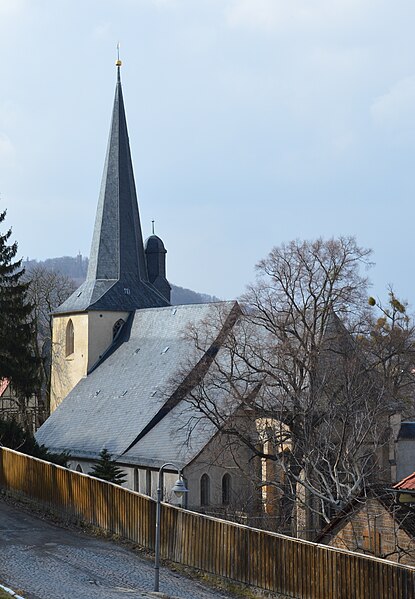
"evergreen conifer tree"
0,417,70,466
89,448,127,485
0,210,40,424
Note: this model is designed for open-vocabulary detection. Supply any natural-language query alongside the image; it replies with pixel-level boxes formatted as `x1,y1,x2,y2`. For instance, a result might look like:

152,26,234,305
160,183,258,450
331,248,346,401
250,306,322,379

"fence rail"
1,447,414,599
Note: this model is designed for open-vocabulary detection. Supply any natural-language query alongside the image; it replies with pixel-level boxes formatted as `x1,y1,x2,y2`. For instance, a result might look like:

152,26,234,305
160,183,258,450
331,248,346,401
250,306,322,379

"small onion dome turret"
145,234,170,303
145,235,167,254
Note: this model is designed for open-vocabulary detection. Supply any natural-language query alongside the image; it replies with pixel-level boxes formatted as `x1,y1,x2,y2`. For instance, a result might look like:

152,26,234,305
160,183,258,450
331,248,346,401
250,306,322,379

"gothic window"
76,464,83,473
113,318,125,340
66,319,74,356
200,473,210,506
222,473,231,505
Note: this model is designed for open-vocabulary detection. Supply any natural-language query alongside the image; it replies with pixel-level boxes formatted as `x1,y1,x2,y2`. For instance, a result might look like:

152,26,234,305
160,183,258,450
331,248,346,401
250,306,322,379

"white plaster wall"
87,311,129,369
68,459,95,476
162,471,184,507
136,468,157,497
138,468,148,493
68,460,183,507
50,314,89,412
68,459,132,489
50,311,129,412
122,466,135,490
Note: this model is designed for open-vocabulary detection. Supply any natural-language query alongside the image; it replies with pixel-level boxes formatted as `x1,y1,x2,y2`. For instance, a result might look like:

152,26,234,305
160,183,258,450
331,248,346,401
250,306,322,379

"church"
35,60,407,538
35,61,256,513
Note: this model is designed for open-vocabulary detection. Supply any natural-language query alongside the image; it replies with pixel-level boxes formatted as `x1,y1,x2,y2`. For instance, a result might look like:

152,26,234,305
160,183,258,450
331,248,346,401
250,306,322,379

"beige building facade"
50,311,129,412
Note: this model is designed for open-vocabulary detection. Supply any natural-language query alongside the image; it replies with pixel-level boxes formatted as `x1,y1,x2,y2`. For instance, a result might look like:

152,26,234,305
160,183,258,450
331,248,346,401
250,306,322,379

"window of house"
222,473,231,505
200,473,210,506
76,464,83,473
66,319,74,356
113,318,125,340
134,468,139,493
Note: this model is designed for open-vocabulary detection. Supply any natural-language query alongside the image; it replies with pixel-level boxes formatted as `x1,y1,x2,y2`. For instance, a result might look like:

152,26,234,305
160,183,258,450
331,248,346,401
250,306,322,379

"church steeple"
56,62,170,314
87,61,149,285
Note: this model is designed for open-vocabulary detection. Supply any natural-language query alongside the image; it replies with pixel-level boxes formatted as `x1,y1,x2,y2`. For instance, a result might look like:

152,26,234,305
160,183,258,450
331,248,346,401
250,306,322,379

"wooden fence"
1,447,414,599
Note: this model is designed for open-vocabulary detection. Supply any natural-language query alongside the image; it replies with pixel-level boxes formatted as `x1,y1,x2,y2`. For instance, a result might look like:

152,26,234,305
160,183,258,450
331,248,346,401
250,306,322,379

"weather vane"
116,42,122,67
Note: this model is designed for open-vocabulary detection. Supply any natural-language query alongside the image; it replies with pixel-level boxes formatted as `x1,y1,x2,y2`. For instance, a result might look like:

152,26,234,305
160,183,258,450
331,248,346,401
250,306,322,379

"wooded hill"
23,255,220,305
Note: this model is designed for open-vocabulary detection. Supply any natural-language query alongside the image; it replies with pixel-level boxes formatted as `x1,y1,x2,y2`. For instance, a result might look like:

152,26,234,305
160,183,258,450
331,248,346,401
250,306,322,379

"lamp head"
172,477,188,498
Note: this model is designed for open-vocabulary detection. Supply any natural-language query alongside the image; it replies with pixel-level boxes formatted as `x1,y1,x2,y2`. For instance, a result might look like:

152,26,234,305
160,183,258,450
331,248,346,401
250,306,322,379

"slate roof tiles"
36,302,239,467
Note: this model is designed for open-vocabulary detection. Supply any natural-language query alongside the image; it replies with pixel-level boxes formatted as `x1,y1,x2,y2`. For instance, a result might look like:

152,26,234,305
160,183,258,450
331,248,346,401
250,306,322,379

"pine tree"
0,416,70,466
0,209,40,425
89,448,127,485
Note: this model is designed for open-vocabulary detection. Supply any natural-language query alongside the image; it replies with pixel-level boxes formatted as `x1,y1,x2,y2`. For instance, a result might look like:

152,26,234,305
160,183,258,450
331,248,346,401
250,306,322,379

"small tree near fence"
89,449,127,485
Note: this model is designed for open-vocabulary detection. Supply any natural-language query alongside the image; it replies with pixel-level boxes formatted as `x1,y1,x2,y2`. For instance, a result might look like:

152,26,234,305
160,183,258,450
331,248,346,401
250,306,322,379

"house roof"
121,394,220,469
0,379,9,397
55,65,168,314
394,471,415,491
36,301,240,469
315,487,415,543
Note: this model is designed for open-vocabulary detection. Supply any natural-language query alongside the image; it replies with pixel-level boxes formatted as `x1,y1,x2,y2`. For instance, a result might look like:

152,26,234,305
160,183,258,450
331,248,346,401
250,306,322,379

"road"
0,498,235,599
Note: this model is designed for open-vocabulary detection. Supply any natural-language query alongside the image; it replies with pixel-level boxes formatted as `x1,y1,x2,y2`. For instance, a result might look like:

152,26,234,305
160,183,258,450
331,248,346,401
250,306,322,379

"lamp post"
154,462,188,592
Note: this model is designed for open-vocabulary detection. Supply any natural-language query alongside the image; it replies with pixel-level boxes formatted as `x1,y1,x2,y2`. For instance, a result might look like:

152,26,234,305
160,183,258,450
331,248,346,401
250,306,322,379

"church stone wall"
184,430,257,514
326,498,415,566
68,445,255,513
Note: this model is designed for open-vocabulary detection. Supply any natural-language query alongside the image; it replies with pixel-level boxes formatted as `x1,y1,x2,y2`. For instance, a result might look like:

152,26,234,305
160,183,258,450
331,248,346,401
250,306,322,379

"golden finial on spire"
116,42,122,67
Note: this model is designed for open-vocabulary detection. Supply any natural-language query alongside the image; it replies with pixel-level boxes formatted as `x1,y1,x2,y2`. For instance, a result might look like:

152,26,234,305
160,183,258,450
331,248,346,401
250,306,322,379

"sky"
1,0,415,303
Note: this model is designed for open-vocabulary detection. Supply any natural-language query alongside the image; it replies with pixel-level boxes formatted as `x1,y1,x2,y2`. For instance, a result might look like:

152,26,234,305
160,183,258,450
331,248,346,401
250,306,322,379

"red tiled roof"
0,378,10,397
394,471,415,491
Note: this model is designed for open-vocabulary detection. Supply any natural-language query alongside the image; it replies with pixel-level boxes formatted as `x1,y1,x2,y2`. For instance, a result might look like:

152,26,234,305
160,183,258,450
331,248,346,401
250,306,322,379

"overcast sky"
1,0,415,302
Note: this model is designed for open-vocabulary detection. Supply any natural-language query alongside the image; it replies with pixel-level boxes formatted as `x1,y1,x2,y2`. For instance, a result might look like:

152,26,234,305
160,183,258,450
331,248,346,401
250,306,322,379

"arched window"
76,464,83,473
66,319,74,356
113,318,125,340
200,473,210,506
222,473,231,505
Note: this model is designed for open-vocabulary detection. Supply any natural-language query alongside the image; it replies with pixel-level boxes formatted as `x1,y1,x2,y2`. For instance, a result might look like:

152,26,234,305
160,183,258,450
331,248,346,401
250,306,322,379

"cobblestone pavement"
0,500,236,599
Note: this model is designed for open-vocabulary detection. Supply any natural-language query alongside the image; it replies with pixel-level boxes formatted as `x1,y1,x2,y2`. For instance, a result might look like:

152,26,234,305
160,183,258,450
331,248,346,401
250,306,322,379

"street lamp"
154,462,188,592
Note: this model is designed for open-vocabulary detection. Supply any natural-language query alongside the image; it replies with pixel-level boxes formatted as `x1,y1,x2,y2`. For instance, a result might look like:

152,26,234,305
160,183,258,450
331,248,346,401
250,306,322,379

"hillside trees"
0,210,40,427
183,237,410,537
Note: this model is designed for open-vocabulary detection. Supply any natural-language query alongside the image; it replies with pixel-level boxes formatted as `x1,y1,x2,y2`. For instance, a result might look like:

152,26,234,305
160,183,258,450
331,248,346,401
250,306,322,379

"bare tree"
181,237,408,537
365,290,415,414
24,265,76,418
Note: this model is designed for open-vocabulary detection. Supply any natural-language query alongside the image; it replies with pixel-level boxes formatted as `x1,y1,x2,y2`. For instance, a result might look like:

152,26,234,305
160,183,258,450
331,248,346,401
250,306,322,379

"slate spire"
56,63,170,314
87,62,149,284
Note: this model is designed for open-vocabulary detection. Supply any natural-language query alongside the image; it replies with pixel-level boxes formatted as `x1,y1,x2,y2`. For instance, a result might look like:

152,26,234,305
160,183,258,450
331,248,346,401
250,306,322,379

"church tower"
145,233,171,302
50,60,170,412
